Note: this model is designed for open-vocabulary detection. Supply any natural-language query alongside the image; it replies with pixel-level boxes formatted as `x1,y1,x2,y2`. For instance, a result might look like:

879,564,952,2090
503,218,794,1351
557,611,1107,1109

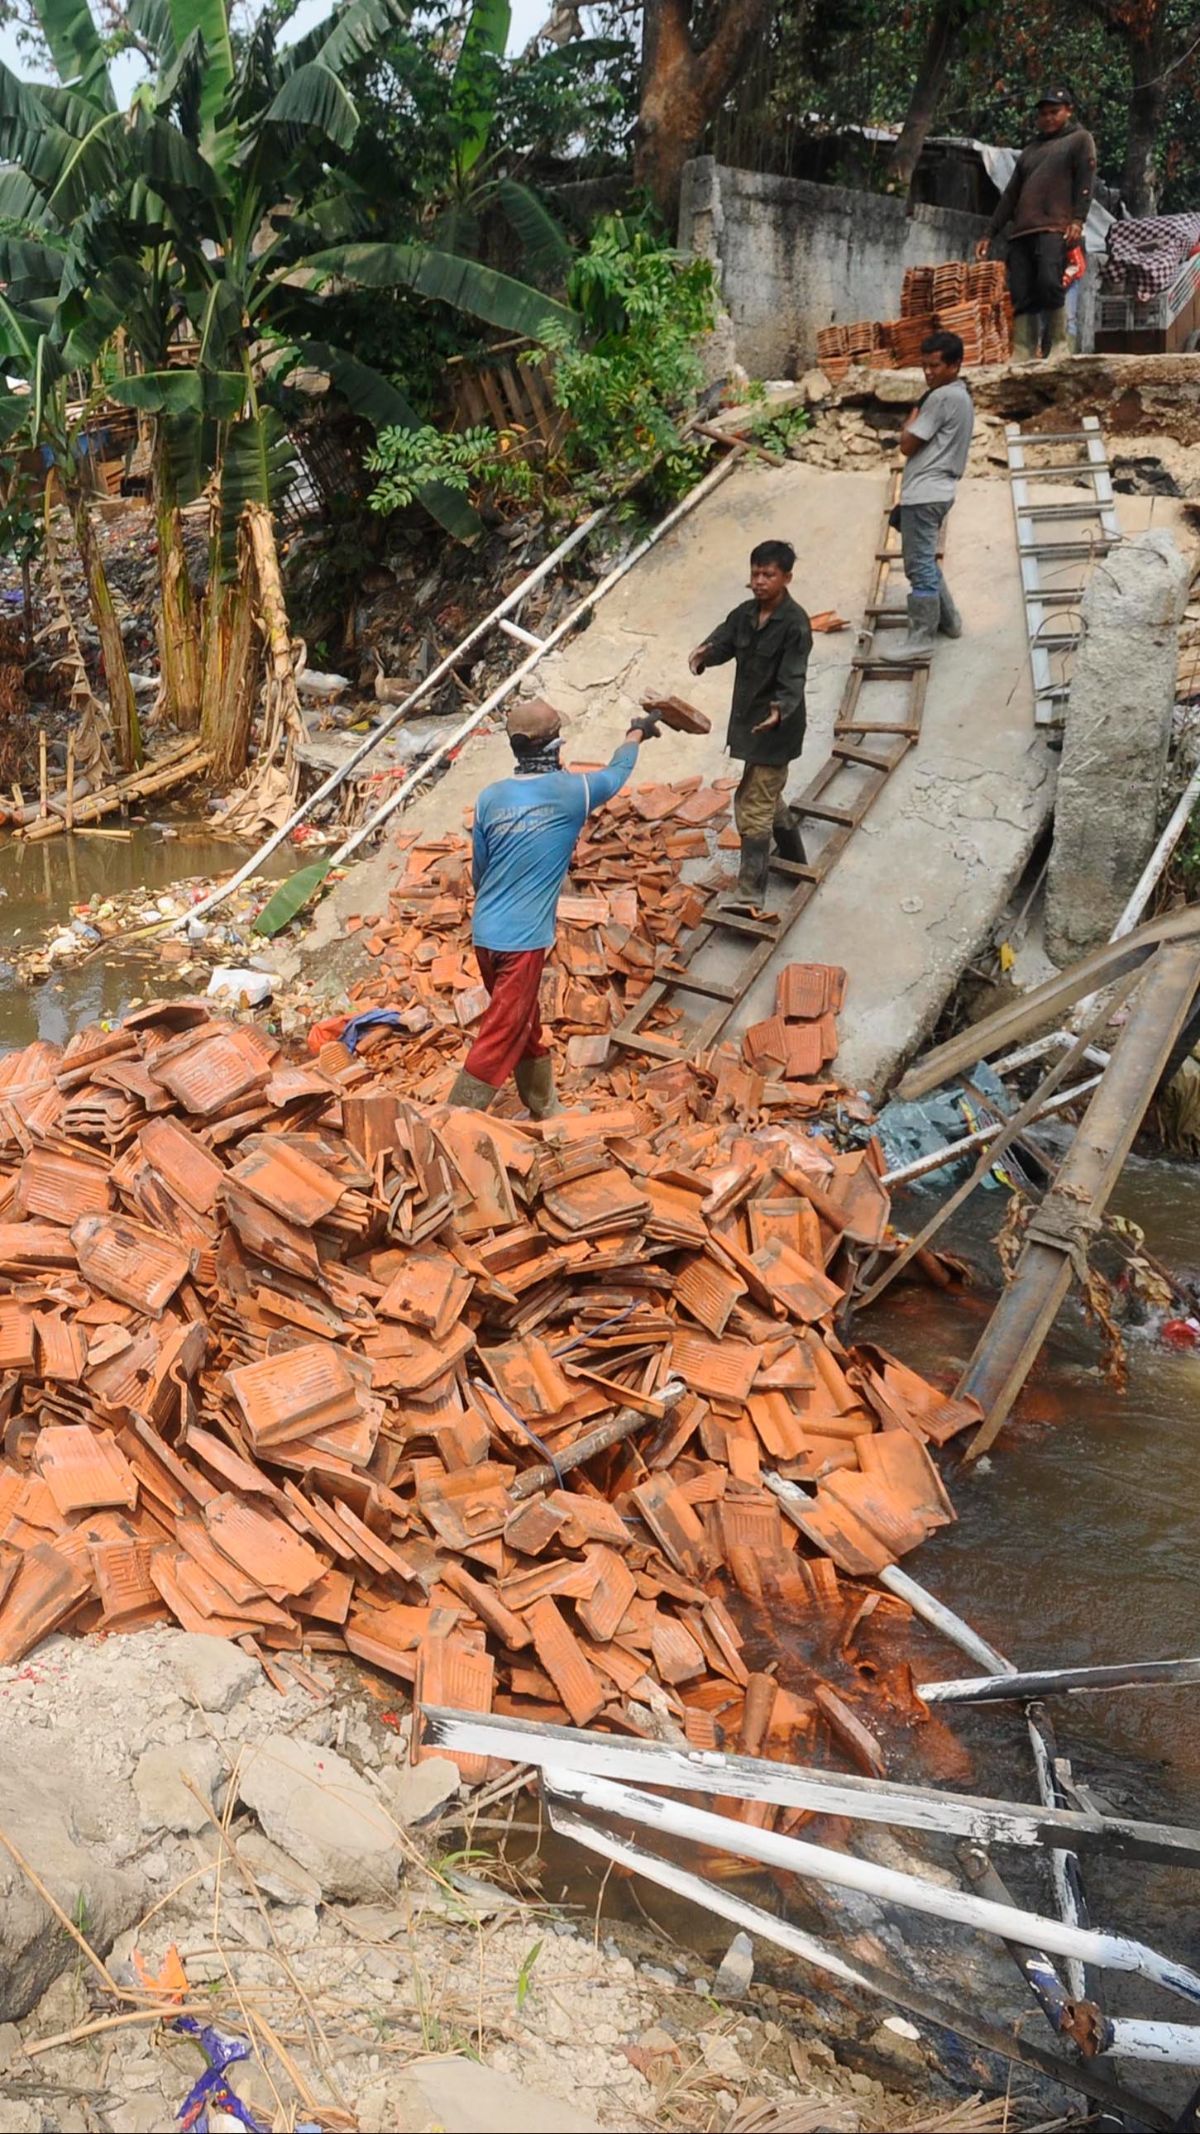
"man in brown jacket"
977,86,1096,363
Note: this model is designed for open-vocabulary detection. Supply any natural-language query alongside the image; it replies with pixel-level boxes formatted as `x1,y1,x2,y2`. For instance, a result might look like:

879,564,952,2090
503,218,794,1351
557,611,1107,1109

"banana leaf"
297,338,480,539
300,241,578,341
33,0,114,109
262,60,359,152
253,856,333,936
451,0,510,178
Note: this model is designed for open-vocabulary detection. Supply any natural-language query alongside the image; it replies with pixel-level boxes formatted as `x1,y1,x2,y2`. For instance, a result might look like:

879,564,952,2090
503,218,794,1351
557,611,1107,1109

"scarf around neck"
513,743,562,777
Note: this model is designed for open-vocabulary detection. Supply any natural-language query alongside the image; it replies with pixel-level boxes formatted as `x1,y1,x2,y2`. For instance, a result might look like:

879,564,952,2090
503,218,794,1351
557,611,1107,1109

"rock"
110,2097,181,2133
0,2021,28,2073
378,1755,460,1827
235,1831,322,1907
236,1735,398,1903
175,1634,260,1714
712,1930,755,1999
0,1745,145,2020
799,369,831,405
1046,529,1190,963
405,2057,602,2133
868,368,925,405
133,1740,223,1835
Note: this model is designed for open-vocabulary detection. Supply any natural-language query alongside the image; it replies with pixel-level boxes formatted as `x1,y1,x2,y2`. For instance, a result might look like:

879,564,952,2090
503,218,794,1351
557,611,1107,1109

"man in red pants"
448,697,657,1115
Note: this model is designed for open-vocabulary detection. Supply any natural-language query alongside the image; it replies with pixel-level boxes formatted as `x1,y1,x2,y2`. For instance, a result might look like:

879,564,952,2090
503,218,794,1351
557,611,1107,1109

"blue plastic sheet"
341,1008,408,1054
172,2017,321,2134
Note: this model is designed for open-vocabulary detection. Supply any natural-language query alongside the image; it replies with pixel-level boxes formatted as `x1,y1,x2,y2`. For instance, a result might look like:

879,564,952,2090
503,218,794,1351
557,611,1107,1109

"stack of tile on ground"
821,258,1013,382
329,773,754,1098
0,997,981,1787
743,963,846,1082
815,324,851,383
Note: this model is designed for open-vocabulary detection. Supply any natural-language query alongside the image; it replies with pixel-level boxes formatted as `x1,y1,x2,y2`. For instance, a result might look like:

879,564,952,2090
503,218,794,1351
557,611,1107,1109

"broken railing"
425,1539,1200,2123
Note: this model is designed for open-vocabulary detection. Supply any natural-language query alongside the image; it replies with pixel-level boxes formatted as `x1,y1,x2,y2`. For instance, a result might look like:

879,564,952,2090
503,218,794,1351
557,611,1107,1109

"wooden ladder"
610,481,930,1063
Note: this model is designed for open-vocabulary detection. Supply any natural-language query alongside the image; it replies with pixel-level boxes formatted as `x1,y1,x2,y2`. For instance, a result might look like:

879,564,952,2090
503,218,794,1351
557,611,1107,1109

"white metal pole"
322,449,746,872
543,1768,1200,2005
174,504,608,928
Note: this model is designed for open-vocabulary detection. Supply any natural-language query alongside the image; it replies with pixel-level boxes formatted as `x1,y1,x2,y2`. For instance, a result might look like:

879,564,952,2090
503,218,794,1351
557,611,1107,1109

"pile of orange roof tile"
817,262,1013,383
0,964,983,1782
327,774,841,1112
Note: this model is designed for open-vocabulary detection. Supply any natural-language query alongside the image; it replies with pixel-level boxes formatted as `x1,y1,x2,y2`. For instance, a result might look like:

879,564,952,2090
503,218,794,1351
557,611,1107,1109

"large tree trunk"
66,483,141,772
1123,33,1168,214
635,0,770,227
153,433,202,731
887,0,968,192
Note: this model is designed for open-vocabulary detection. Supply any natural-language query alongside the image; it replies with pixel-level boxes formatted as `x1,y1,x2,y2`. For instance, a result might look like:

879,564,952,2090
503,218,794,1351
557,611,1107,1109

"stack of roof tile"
0,977,981,1783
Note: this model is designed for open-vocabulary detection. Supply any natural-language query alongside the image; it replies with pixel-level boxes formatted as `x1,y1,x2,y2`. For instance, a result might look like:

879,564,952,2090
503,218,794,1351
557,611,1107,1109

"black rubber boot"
515,1056,560,1119
723,834,772,907
446,1069,497,1111
772,812,807,864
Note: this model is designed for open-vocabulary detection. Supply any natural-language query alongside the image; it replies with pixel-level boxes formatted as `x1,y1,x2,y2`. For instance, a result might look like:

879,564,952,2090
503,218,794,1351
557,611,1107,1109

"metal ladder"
610,479,930,1063
1006,416,1121,729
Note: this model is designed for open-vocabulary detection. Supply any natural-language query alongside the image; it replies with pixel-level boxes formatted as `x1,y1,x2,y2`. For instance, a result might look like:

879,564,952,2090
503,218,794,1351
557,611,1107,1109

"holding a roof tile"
449,695,661,1116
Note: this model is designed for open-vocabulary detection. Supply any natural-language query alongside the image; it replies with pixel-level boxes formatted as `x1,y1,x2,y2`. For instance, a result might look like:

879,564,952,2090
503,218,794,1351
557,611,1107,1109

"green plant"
751,403,811,454
365,421,538,515
515,1936,543,2011
530,213,717,500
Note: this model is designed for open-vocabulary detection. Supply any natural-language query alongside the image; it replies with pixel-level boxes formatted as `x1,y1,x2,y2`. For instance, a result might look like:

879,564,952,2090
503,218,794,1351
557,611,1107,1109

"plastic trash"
296,667,352,699
206,967,273,1006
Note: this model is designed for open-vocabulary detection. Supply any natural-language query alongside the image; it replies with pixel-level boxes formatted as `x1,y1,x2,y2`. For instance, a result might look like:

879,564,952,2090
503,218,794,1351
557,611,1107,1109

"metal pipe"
956,1842,1091,2046
324,449,746,873
921,1654,1200,1705
546,1802,1173,2120
421,1705,1200,1868
880,1078,1103,1188
170,504,609,928
960,939,1200,1458
877,1563,1090,2001
1112,758,1200,943
543,1767,1200,2005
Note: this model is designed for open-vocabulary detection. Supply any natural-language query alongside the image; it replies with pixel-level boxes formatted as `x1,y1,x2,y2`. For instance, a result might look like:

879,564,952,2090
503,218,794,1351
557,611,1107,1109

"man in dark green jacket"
689,540,812,909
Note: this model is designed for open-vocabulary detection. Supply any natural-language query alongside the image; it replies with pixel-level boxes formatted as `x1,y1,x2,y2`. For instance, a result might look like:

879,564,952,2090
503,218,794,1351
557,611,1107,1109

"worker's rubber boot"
1045,308,1071,363
772,811,808,864
446,1068,497,1111
938,581,963,638
1011,313,1040,363
515,1056,560,1119
722,834,772,908
879,593,940,664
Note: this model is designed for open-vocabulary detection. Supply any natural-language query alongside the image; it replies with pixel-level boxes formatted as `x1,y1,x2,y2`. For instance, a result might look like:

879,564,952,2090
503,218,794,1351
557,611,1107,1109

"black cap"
1036,85,1073,105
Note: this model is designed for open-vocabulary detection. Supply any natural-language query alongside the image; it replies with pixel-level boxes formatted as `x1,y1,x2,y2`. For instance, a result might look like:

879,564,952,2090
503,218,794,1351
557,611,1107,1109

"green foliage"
750,402,810,454
515,1938,543,2011
253,855,334,935
365,420,536,514
531,213,716,500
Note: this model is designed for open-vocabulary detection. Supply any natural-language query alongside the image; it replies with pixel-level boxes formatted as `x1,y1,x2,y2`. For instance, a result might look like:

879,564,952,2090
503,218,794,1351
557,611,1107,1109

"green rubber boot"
515,1056,560,1119
446,1068,497,1111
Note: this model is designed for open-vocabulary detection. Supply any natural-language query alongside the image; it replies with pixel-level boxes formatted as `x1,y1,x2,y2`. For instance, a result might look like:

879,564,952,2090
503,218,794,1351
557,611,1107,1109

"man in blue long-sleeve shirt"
448,696,657,1115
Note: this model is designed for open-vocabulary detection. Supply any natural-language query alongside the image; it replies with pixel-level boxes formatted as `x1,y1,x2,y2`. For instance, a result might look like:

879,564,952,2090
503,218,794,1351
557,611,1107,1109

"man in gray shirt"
881,329,974,665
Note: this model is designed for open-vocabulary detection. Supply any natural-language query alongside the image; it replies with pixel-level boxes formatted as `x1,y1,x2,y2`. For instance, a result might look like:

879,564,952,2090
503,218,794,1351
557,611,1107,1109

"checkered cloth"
1105,213,1200,302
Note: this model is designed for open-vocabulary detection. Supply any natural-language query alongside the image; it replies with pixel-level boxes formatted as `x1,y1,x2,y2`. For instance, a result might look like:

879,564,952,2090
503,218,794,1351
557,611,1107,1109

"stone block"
1046,530,1190,965
236,1735,398,1903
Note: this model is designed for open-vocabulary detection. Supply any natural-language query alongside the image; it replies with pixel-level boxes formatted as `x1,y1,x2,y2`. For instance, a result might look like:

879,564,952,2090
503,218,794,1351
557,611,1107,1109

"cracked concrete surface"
300,461,1192,1097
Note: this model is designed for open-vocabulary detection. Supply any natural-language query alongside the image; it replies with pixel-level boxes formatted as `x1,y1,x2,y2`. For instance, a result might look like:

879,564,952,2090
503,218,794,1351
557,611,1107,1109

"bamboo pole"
64,733,75,832
38,728,47,819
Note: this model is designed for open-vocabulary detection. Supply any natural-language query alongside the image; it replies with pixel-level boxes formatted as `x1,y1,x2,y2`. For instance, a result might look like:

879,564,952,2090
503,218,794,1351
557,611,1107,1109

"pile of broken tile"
0,965,983,1790
325,771,843,1106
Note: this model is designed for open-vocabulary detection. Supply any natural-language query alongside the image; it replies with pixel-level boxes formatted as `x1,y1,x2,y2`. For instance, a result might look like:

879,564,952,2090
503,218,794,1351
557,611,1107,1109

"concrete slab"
298,460,1110,1093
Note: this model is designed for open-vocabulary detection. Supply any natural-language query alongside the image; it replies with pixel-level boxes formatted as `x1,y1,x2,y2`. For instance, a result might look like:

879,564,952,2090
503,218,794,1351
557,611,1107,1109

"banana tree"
0,0,578,779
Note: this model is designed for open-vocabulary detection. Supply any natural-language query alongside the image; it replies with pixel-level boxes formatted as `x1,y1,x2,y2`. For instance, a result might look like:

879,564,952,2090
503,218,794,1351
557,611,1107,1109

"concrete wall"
679,157,989,377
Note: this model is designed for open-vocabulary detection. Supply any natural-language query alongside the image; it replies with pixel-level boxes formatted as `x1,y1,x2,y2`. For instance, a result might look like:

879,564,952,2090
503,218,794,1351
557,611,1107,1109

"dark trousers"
1006,231,1067,316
